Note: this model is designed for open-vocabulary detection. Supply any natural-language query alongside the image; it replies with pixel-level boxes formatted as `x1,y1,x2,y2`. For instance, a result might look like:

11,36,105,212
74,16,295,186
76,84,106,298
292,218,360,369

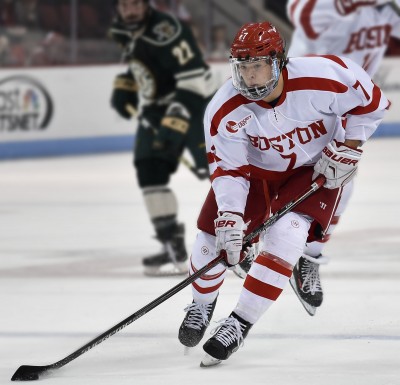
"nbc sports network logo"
0,75,53,132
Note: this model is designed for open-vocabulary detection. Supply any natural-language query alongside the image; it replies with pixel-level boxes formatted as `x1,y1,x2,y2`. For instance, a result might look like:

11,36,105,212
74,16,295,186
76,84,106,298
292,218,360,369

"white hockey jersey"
287,0,400,76
204,55,389,214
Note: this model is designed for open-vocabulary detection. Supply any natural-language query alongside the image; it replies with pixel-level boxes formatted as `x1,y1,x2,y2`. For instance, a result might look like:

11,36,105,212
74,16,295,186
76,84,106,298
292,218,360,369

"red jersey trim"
300,0,320,40
288,0,301,25
347,84,381,115
286,76,348,93
210,165,251,182
210,94,251,137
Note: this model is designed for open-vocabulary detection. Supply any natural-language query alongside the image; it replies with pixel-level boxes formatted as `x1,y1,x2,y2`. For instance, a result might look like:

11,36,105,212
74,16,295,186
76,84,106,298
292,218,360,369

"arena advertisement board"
0,60,399,159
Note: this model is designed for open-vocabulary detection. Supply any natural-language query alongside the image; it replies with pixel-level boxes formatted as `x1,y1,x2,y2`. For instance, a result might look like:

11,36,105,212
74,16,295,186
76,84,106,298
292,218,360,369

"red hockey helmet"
230,22,286,100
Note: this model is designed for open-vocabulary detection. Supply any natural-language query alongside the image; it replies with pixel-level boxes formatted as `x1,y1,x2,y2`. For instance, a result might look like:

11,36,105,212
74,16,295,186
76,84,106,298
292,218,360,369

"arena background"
1,0,399,160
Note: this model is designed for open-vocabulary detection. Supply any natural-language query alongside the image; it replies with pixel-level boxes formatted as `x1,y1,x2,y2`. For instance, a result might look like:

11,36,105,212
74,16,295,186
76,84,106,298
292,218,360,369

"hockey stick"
128,109,208,181
179,156,210,180
11,175,325,382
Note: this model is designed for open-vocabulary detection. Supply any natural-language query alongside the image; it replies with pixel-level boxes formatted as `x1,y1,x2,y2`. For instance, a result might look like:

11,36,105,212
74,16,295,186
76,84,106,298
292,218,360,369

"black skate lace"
211,317,245,348
183,302,213,330
300,259,322,295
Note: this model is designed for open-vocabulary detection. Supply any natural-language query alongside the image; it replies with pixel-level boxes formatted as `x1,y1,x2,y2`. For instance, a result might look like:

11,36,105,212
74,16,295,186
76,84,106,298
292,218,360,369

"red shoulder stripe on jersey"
243,275,283,301
254,252,292,278
210,165,251,182
286,77,348,93
210,94,252,137
320,55,348,68
347,84,381,115
300,0,320,40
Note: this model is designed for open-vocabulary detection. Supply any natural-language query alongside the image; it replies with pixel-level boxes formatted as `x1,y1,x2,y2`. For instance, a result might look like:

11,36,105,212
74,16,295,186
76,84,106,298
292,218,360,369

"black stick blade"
11,365,50,381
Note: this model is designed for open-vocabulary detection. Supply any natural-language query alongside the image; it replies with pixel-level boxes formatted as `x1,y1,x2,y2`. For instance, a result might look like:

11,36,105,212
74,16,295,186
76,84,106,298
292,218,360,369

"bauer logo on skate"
0,75,53,132
226,114,252,133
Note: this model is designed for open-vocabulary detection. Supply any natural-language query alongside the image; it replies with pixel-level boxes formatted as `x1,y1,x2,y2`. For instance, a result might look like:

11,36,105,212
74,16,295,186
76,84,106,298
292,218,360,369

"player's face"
117,0,147,24
238,60,272,88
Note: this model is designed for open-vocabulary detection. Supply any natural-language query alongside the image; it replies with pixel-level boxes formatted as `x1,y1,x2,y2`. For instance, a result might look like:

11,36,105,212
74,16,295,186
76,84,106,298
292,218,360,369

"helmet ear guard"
229,22,287,101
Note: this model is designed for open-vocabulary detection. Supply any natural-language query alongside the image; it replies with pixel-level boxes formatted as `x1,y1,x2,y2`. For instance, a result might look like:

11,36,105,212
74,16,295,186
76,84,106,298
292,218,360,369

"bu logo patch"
225,114,252,133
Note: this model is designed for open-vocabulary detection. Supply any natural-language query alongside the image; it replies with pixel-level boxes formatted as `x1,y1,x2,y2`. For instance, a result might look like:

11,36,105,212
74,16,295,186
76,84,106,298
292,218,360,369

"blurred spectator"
15,0,39,29
28,31,69,66
189,22,206,54
208,24,230,60
264,0,290,24
151,0,192,22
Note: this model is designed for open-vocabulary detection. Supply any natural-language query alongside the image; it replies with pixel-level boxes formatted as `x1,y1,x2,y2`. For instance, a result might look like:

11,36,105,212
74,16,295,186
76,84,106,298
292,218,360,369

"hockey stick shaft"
179,156,209,180
11,175,325,381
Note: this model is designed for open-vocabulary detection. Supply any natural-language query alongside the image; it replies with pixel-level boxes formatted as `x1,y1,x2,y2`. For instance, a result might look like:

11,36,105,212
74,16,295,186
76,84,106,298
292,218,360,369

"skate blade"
289,276,317,316
144,263,188,277
200,353,222,367
183,346,193,356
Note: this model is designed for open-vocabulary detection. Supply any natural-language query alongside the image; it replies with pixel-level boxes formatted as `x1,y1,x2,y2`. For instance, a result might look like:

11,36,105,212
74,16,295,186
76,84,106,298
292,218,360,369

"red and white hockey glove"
313,140,363,189
214,212,246,266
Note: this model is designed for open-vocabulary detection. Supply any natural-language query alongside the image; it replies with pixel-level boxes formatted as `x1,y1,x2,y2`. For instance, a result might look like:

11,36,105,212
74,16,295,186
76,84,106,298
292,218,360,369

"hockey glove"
153,102,190,158
313,139,363,189
215,212,247,266
111,72,139,119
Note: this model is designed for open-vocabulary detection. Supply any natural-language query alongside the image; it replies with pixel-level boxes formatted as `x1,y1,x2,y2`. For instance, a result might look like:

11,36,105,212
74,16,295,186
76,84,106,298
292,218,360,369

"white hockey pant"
190,212,311,323
234,212,311,324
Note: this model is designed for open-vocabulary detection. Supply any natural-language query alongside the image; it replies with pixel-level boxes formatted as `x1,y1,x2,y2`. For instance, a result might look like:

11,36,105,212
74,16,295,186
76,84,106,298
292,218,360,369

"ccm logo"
323,147,358,166
215,220,237,228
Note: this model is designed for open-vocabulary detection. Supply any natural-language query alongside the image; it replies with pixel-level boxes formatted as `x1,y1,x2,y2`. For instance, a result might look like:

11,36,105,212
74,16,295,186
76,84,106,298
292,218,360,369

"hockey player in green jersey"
109,0,215,276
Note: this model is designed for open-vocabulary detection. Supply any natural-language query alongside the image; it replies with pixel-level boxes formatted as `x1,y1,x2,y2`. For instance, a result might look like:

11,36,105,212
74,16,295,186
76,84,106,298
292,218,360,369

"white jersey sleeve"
299,55,390,142
204,82,251,215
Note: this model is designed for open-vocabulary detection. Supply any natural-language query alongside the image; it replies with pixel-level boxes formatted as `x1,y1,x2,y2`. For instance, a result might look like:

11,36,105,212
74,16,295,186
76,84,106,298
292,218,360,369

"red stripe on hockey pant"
243,275,283,301
190,258,225,281
254,252,293,278
192,280,224,294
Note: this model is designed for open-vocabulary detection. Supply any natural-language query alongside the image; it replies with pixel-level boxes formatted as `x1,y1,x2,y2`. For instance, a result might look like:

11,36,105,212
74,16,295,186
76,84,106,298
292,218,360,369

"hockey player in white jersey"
288,0,400,76
281,0,400,313
178,21,389,366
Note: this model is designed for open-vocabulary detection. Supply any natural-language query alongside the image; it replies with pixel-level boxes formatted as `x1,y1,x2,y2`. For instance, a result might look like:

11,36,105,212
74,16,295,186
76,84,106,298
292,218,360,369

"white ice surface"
0,139,399,385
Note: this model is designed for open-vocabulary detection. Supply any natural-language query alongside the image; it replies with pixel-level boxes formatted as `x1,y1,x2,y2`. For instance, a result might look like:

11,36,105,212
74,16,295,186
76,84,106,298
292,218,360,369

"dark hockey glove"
111,72,139,119
153,103,190,158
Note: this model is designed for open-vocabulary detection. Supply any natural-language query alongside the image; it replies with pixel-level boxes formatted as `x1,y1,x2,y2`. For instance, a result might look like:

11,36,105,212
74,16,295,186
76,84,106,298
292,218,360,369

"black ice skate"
201,312,252,367
290,254,324,316
142,223,188,276
178,296,218,347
